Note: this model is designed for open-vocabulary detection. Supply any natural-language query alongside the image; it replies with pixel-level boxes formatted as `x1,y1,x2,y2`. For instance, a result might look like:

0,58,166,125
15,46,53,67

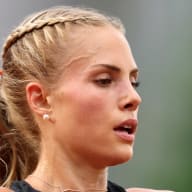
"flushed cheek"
71,90,109,123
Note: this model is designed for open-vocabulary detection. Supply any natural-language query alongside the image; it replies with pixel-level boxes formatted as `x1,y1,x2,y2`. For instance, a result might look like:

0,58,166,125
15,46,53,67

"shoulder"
126,188,174,192
0,187,14,192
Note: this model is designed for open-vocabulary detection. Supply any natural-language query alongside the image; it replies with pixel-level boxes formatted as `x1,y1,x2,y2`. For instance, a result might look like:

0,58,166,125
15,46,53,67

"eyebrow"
92,64,120,72
91,64,139,75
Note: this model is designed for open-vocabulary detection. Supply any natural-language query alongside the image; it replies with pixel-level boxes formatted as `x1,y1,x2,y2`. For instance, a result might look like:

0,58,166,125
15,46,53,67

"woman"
0,6,173,192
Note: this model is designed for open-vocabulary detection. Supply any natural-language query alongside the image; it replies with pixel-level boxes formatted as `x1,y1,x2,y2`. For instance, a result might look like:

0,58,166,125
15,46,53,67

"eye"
93,73,113,87
131,81,140,88
94,78,112,86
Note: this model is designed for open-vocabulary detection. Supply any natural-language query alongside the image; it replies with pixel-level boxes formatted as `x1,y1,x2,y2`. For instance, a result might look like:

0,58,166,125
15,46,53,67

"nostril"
124,103,133,109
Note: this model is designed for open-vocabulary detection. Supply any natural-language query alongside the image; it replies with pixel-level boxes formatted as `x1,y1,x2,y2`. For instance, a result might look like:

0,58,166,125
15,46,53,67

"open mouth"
114,125,135,135
114,119,137,135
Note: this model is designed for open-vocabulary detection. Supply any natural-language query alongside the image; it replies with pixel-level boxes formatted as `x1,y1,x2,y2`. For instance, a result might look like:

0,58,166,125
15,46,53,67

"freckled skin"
47,25,141,169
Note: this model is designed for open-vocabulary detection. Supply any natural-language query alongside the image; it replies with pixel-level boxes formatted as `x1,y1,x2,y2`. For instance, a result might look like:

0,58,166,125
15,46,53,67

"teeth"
123,125,131,129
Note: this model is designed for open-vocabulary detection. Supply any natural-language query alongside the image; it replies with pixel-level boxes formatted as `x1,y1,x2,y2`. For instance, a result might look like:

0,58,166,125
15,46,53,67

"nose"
118,84,142,111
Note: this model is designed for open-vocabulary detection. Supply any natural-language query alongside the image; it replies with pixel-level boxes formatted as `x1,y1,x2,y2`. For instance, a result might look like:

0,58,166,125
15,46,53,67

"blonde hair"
0,6,125,187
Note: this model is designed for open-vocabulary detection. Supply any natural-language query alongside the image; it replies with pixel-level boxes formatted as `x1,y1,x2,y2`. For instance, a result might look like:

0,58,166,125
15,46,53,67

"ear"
26,82,51,117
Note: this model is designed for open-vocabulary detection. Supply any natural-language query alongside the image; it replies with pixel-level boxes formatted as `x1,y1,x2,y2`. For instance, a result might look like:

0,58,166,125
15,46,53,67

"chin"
107,148,134,166
85,145,134,168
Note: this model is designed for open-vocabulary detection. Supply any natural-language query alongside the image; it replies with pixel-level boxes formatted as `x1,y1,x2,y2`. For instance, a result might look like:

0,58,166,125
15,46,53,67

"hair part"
0,5,125,187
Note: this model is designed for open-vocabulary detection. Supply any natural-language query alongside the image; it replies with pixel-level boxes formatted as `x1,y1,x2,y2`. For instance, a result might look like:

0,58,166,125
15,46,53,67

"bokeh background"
0,1,191,191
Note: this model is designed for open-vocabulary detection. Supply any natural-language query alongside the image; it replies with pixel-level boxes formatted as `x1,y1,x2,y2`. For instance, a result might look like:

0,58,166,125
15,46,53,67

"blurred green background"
0,1,191,191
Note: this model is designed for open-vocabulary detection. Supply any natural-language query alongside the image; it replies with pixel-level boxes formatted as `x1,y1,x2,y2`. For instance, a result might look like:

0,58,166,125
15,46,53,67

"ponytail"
0,91,38,187
0,92,17,187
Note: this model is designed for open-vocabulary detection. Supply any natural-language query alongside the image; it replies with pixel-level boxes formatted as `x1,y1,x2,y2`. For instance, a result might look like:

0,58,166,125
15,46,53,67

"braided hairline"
2,17,94,58
2,11,123,59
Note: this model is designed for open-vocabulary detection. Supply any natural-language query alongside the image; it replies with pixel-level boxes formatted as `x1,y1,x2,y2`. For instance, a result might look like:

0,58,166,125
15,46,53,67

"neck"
26,141,108,192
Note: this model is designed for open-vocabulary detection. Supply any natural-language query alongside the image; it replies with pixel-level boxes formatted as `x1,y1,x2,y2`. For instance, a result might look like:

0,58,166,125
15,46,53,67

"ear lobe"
26,82,50,117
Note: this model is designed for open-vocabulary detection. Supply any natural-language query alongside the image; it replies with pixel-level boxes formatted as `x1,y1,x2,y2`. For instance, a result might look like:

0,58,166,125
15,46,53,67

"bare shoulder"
126,188,174,192
0,187,13,192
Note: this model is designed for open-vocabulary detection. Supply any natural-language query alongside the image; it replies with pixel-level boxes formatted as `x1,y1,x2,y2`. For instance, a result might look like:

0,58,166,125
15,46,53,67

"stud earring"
43,114,50,120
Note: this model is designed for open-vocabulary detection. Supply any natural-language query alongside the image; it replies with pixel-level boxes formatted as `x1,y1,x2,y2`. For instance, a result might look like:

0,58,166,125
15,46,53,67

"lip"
113,119,138,142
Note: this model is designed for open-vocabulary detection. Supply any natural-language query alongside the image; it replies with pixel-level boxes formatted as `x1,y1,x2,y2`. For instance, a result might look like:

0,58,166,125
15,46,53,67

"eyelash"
93,78,112,87
132,81,140,88
94,77,140,88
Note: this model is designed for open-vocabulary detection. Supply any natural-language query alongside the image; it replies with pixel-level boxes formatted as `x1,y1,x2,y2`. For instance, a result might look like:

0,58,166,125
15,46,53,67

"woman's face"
47,25,142,168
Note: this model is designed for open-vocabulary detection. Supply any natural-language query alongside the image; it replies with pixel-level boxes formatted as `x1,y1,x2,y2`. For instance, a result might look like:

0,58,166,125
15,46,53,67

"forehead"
61,25,137,72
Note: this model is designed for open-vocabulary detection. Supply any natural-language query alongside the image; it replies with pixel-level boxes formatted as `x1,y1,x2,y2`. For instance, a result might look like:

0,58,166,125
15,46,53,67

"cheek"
72,90,107,121
54,83,117,130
